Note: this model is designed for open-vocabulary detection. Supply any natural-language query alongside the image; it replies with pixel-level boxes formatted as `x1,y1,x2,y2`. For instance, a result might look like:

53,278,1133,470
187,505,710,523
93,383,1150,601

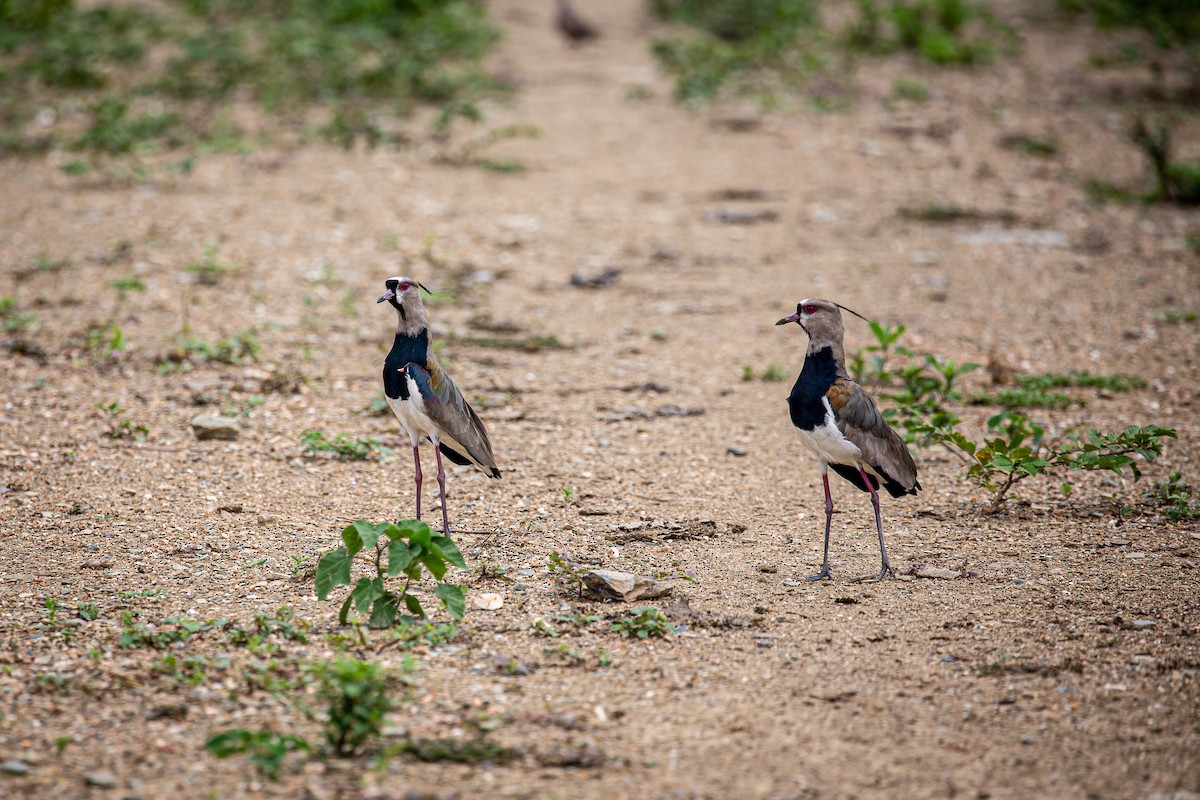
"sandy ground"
1,1,1198,798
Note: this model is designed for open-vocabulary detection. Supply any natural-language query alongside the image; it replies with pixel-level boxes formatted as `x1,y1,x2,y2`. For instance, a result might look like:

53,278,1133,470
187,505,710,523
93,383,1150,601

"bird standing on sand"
556,0,599,44
776,299,920,581
378,277,500,535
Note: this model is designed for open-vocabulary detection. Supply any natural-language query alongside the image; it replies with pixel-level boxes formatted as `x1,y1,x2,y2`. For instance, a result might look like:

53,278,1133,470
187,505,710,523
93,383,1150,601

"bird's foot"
851,564,896,583
805,565,833,582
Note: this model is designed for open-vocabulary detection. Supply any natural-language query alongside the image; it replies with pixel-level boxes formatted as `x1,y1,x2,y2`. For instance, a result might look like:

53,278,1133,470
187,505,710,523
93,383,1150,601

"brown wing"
407,361,500,478
826,378,919,495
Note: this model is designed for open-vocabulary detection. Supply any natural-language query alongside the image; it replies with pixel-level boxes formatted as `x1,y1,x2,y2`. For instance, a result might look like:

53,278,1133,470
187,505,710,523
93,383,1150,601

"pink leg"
412,445,422,521
807,467,834,581
434,447,451,536
858,467,894,581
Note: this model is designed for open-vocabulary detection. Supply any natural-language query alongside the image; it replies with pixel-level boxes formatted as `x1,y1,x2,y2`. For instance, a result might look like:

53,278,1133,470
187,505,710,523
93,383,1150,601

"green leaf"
342,520,389,556
419,551,449,581
350,577,386,616
394,519,434,546
430,534,468,570
205,729,252,757
403,593,425,618
434,583,467,620
316,547,353,600
386,540,417,577
368,593,398,628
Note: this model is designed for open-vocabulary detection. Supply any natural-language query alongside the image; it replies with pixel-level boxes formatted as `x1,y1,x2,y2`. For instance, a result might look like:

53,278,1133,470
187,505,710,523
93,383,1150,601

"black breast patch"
383,331,428,400
787,346,837,431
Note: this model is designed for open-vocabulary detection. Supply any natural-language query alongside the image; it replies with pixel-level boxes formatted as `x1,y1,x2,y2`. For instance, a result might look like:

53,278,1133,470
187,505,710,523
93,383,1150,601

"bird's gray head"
775,298,867,344
377,276,431,334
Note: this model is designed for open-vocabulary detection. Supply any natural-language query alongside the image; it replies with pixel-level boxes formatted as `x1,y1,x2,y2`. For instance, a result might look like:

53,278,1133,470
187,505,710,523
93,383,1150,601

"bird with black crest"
378,277,500,536
776,298,920,582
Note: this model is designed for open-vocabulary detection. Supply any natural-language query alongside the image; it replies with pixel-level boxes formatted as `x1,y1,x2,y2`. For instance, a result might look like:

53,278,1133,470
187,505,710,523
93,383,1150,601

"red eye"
802,304,817,315
398,281,411,292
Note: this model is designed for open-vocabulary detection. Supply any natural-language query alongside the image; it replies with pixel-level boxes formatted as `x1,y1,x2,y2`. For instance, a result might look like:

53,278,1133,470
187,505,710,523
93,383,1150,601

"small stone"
535,742,605,768
656,405,705,417
940,655,958,663
726,447,747,457
1,760,30,775
190,414,239,441
1012,579,1027,586
1129,619,1157,630
85,770,118,788
471,592,504,611
581,568,673,602
915,566,960,580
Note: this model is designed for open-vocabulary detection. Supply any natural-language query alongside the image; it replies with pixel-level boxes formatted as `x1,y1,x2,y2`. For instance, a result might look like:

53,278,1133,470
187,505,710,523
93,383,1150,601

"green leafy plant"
153,653,228,686
650,0,825,107
1143,472,1200,520
97,400,148,439
0,1,504,155
742,363,790,382
73,97,179,155
205,729,311,781
1063,0,1200,86
1158,309,1197,324
847,0,1013,65
612,606,672,639
226,607,309,646
185,246,242,285
315,657,393,756
316,520,468,628
912,411,1176,512
300,430,393,461
892,76,930,101
548,551,586,597
1130,117,1200,206
162,328,260,369
108,274,145,295
1000,134,1058,156
530,612,601,638
969,371,1145,408
119,615,229,649
382,619,459,649
86,322,125,360
0,297,37,332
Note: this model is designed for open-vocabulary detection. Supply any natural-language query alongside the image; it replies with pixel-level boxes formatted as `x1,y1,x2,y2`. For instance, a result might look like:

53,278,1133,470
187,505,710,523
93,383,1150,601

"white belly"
794,398,862,466
386,377,439,446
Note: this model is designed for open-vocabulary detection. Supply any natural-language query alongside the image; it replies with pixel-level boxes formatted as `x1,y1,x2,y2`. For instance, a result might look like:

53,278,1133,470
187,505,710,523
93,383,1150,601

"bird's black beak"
775,312,801,326
377,289,396,304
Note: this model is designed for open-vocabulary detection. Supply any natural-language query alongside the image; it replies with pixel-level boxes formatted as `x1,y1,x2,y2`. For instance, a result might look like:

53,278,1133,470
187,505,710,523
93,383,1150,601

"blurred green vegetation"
845,0,1014,65
649,0,1014,108
1060,0,1200,82
650,0,826,107
0,0,503,157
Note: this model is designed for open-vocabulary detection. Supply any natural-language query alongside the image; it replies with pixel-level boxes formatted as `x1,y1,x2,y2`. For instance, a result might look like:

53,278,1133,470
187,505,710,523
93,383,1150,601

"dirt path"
1,1,1197,798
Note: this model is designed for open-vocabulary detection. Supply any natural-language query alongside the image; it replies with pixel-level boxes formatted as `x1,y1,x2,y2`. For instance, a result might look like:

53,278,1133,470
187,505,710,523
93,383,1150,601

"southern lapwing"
556,0,599,44
378,277,500,535
776,299,920,582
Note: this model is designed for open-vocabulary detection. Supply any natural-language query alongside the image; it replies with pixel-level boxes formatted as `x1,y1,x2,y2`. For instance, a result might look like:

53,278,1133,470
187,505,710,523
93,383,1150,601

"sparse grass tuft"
611,606,672,639
847,0,1014,65
301,430,393,461
650,0,825,107
162,329,260,369
1143,472,1200,520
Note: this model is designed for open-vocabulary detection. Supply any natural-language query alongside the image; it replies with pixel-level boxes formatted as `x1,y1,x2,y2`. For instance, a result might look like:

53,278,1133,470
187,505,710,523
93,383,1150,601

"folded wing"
826,377,920,497
405,362,500,478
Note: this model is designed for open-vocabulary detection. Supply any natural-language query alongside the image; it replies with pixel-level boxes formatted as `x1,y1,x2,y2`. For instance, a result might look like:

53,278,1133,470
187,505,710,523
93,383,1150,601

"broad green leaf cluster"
316,520,468,628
